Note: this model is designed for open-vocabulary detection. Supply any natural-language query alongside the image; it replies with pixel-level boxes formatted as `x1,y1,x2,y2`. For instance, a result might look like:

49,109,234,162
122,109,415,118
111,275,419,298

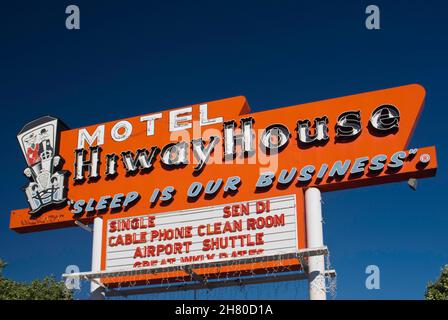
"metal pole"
90,217,105,300
305,188,327,300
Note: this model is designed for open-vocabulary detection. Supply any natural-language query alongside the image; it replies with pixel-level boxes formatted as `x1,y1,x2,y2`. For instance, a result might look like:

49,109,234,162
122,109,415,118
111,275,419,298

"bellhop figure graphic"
17,116,68,214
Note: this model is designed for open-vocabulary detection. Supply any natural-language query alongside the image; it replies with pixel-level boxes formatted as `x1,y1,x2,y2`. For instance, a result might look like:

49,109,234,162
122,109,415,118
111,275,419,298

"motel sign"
11,84,437,298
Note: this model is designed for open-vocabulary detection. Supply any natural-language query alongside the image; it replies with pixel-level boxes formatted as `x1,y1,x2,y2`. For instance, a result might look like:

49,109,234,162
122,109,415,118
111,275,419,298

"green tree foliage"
425,265,448,300
0,259,73,300
0,259,7,276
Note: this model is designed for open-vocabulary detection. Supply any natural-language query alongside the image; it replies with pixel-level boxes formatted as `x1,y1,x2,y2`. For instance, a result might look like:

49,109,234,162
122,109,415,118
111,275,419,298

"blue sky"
0,0,447,299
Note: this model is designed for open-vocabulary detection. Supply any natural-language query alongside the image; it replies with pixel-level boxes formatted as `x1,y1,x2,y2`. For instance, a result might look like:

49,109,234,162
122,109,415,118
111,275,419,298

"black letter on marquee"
74,146,101,182
105,153,119,177
260,124,290,154
335,111,362,141
296,116,329,146
369,104,400,134
223,117,255,160
191,136,220,172
160,142,189,168
121,147,160,174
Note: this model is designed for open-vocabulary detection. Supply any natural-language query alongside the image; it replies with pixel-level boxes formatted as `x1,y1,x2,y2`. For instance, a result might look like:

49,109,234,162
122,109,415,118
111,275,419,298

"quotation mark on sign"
407,148,418,161
66,5,80,30
365,5,380,30
365,265,380,290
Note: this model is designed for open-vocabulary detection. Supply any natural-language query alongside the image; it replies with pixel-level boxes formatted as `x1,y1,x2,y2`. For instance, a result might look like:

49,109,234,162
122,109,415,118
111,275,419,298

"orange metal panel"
10,84,437,286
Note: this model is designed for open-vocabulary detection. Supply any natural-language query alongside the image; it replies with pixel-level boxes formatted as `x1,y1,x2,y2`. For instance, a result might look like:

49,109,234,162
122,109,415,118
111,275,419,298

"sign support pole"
305,188,327,300
90,217,105,300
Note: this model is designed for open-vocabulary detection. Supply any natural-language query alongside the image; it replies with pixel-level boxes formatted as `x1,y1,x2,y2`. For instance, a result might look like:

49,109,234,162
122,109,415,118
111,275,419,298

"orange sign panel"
11,83,436,232
10,84,437,282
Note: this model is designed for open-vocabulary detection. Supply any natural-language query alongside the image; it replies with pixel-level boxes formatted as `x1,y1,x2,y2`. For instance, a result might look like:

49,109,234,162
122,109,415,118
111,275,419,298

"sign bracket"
62,247,335,298
183,266,207,285
102,269,336,297
74,220,93,233
62,247,329,281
